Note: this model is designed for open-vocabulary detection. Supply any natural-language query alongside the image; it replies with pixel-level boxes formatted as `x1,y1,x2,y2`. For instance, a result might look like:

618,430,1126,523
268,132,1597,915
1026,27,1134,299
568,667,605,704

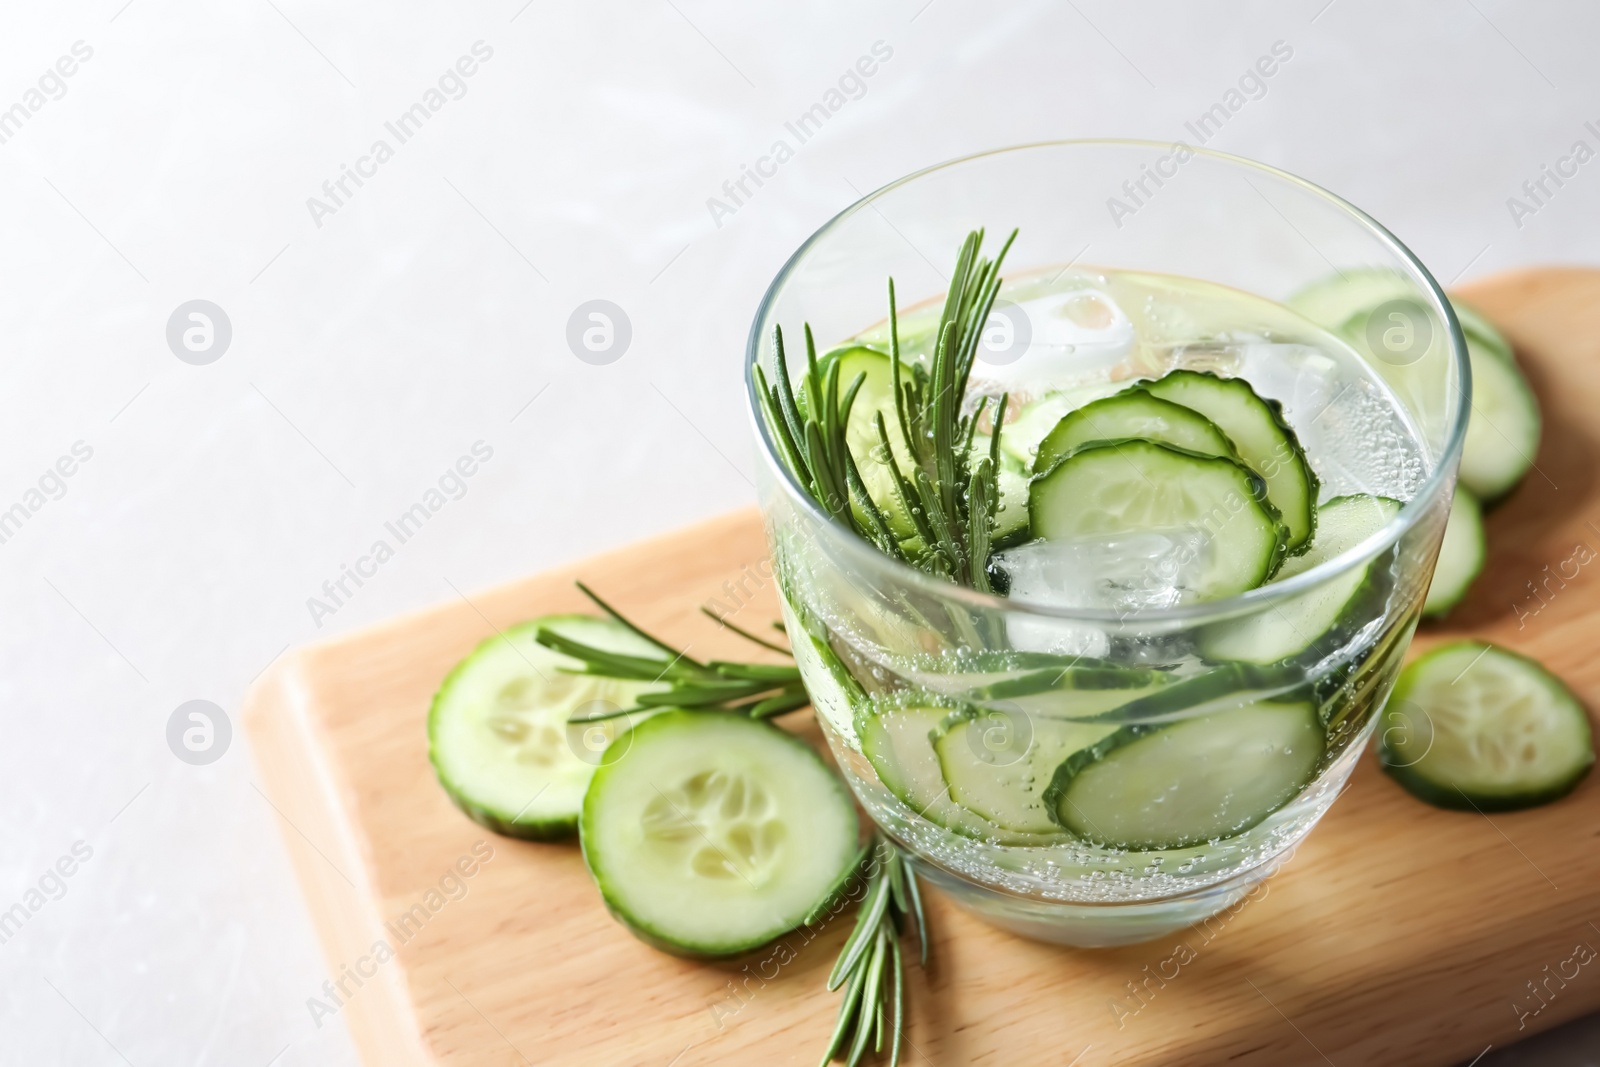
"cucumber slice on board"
1453,302,1514,362
1032,389,1236,476
1029,439,1287,601
935,709,1117,834
1287,269,1433,333
1379,642,1593,812
856,700,1063,846
1423,489,1485,618
1199,495,1402,666
1143,370,1319,554
1044,699,1324,850
580,712,860,958
1458,339,1541,502
427,616,668,840
1286,269,1514,363
1285,272,1538,501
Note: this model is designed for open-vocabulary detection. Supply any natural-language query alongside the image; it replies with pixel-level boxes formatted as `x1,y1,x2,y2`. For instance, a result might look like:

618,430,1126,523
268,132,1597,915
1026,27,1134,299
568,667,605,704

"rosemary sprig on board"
753,228,1016,590
535,582,810,723
813,834,927,1067
538,585,929,1065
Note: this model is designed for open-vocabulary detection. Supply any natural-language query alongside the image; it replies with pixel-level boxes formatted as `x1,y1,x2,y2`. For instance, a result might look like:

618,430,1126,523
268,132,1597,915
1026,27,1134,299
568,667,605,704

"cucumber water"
773,261,1436,901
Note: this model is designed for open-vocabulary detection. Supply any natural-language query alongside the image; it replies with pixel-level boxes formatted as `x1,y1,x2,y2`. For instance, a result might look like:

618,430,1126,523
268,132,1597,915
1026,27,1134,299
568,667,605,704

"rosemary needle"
536,582,809,723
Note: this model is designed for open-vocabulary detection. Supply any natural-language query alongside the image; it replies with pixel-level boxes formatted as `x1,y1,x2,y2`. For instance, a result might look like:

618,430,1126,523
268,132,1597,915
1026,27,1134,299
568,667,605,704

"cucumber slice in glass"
1423,489,1485,618
1044,699,1324,850
993,460,1031,549
1143,369,1319,554
811,346,916,538
1379,642,1593,811
1458,339,1541,502
1074,661,1302,725
856,699,1063,846
1199,494,1401,665
427,615,670,840
1032,388,1236,476
900,649,1162,694
935,708,1117,834
967,664,1171,722
1029,438,1287,601
580,712,860,958
815,344,1032,549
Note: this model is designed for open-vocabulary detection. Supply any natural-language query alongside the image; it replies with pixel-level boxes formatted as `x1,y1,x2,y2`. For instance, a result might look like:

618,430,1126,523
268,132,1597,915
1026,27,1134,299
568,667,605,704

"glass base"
907,849,1287,948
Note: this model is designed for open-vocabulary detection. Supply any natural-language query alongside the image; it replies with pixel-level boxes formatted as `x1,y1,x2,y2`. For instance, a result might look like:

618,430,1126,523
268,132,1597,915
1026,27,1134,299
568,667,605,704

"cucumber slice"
994,461,1031,548
815,344,1032,550
1423,489,1485,618
580,712,860,957
810,346,916,539
1379,642,1593,811
1143,370,1319,554
1453,300,1515,363
1286,269,1514,363
1458,338,1541,502
901,649,1162,692
1073,660,1301,725
1032,389,1236,476
1044,699,1324,850
427,616,668,840
935,708,1117,834
1287,269,1431,332
1029,439,1287,601
1286,272,1537,501
967,663,1171,721
1199,495,1402,666
1318,612,1418,750
998,383,1128,471
856,700,1062,845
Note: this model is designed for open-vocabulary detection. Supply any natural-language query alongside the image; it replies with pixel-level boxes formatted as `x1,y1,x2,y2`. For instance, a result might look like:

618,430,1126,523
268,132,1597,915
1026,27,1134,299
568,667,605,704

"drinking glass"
746,141,1469,946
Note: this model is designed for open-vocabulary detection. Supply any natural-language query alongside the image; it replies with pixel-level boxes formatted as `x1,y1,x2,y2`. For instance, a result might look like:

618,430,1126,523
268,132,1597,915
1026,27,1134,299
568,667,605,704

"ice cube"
1001,612,1110,660
996,529,1214,616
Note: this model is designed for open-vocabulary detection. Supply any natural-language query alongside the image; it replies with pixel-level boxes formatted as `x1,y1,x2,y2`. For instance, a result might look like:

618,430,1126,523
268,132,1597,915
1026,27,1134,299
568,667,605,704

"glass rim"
743,138,1472,625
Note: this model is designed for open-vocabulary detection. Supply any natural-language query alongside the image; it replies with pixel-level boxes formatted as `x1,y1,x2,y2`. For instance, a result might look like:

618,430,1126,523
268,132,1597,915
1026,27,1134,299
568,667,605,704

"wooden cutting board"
244,268,1600,1067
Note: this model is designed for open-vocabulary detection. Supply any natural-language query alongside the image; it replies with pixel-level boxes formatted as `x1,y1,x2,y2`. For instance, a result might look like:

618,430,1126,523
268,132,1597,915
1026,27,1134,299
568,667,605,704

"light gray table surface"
2,1,1597,1063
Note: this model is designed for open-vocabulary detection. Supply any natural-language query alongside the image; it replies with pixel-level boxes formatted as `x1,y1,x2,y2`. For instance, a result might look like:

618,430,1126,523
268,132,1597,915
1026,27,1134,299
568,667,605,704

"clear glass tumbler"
746,141,1469,946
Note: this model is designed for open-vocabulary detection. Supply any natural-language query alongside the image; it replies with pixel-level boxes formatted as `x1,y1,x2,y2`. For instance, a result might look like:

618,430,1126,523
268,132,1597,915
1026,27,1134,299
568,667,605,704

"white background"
1,1,1596,1063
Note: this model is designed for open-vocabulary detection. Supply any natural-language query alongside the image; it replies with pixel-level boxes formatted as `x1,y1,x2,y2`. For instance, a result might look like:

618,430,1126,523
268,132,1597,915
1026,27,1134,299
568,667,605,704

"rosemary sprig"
815,834,927,1067
882,228,1015,590
755,325,906,562
535,582,809,723
536,585,929,1064
755,229,1016,591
